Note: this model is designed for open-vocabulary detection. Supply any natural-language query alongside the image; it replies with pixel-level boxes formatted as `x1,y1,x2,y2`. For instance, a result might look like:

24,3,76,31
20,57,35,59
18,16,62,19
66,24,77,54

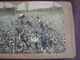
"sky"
0,2,14,8
17,1,62,11
17,3,26,11
28,2,53,10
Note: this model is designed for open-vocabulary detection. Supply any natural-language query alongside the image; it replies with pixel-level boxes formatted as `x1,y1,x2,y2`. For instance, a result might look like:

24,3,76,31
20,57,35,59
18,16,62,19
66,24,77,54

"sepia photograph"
0,2,66,54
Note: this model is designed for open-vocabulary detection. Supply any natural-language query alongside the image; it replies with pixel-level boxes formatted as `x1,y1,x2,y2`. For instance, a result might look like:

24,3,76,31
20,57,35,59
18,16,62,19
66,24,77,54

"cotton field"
0,7,66,54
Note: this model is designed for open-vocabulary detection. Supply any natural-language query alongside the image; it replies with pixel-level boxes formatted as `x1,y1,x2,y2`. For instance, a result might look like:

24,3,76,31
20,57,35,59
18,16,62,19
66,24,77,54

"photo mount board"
0,1,76,59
